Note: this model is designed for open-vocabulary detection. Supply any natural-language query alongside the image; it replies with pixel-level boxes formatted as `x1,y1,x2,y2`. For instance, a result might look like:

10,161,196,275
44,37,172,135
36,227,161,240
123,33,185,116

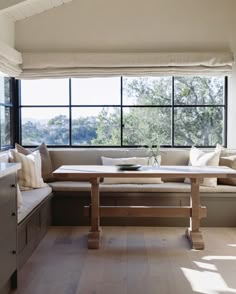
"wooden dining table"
53,165,236,250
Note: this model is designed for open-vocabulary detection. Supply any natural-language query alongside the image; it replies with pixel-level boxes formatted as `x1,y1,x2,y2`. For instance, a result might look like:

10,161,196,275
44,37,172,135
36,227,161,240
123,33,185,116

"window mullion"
172,76,175,147
121,76,123,147
224,76,228,147
69,79,72,146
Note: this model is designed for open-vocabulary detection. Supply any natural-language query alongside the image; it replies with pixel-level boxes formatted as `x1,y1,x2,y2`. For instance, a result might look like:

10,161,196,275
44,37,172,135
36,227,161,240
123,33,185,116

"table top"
53,165,236,179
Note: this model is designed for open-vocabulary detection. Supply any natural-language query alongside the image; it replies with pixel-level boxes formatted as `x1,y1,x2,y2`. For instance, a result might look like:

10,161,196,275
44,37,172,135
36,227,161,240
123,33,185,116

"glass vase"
148,155,160,167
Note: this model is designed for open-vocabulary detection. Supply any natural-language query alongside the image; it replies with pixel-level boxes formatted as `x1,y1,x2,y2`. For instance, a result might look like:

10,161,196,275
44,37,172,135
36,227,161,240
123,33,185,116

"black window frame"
18,76,228,148
0,77,16,150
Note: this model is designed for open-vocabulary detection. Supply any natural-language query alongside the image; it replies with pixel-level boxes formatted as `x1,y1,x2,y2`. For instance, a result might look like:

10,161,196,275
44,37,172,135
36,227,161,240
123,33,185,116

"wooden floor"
12,226,236,294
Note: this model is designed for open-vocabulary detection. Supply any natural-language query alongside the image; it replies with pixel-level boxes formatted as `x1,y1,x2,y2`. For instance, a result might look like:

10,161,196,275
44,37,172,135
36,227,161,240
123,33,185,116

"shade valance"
18,52,234,79
0,41,22,77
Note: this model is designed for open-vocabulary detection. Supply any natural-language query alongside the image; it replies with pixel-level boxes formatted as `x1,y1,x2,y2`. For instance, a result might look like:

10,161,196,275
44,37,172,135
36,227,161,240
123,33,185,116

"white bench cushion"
18,186,52,224
49,181,236,193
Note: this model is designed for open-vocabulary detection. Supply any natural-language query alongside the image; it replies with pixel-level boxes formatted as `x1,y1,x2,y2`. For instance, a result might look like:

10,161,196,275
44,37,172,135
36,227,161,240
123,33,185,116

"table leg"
185,178,205,250
88,178,101,249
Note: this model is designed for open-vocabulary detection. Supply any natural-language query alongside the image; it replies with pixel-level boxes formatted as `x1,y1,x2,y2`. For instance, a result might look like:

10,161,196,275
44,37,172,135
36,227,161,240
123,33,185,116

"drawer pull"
11,250,16,255
12,212,16,216
11,184,16,188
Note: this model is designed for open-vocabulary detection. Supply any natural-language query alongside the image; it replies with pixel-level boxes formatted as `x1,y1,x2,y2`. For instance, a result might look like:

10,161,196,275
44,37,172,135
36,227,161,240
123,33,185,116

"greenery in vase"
135,128,163,166
145,136,162,166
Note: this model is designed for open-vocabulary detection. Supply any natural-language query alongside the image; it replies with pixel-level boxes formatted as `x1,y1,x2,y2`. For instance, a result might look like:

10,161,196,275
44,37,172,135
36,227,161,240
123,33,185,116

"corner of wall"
0,14,15,47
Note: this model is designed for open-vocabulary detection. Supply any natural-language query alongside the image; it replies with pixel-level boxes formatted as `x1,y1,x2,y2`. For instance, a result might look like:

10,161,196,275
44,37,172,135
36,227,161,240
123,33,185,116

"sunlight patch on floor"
202,256,236,261
193,261,217,271
181,267,236,294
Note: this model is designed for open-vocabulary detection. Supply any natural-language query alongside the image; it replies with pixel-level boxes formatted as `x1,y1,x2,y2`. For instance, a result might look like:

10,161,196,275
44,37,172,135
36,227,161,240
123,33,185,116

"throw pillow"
101,156,163,184
15,142,54,182
9,149,48,190
218,155,236,185
216,144,236,157
185,146,221,187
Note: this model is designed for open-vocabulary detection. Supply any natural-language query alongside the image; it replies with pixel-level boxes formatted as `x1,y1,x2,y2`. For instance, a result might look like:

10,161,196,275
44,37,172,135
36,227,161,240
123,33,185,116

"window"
0,75,14,149
19,76,227,147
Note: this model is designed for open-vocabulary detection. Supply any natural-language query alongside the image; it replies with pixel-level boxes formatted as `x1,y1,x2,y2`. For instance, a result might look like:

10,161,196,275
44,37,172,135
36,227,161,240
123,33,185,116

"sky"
20,77,122,121
21,77,121,106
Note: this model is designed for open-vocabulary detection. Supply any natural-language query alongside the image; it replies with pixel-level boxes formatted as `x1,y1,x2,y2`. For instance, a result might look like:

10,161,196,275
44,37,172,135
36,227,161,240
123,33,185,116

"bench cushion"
18,186,52,224
49,181,236,193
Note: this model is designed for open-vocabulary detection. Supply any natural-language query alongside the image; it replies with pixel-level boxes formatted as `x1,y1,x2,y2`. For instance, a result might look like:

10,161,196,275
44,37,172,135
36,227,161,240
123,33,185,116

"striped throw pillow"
9,149,48,190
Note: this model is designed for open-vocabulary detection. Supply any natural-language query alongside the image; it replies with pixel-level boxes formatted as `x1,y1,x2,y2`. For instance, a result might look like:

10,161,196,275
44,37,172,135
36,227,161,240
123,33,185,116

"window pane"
123,77,172,105
72,107,121,145
174,76,224,105
21,79,69,105
21,108,69,145
0,77,11,104
174,107,224,146
123,107,171,145
71,78,120,105
0,106,11,146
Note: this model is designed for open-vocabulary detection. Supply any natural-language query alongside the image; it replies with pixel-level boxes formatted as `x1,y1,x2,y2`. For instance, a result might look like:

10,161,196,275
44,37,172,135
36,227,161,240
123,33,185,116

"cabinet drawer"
0,200,16,237
0,231,16,288
0,174,16,208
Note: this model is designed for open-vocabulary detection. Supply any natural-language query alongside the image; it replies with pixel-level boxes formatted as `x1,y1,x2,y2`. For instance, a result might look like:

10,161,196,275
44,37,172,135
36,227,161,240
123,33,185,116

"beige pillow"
9,149,48,190
216,144,236,157
185,146,221,187
15,143,54,182
218,155,236,185
101,156,163,184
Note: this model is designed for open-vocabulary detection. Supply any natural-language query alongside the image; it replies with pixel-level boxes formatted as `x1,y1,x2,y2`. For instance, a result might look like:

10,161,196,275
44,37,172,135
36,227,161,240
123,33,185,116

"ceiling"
0,0,73,21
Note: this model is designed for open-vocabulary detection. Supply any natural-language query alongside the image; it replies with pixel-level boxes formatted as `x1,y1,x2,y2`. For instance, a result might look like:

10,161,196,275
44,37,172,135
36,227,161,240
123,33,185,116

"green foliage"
72,116,97,145
91,108,121,145
123,77,171,105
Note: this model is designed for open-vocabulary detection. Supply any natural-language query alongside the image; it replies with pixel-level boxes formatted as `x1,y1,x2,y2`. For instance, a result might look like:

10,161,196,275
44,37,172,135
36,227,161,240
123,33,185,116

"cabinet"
0,173,17,292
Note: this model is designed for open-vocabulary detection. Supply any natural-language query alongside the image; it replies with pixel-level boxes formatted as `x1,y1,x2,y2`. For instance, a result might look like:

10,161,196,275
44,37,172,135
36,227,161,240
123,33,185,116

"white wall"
14,0,236,147
0,14,15,47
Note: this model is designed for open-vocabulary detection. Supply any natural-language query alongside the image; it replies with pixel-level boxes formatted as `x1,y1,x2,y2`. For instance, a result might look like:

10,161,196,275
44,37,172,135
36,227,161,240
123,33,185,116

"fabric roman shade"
19,52,234,79
0,40,22,77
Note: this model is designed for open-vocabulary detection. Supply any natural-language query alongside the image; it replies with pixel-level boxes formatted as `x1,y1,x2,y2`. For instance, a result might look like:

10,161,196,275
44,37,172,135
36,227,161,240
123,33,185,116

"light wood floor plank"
11,226,236,294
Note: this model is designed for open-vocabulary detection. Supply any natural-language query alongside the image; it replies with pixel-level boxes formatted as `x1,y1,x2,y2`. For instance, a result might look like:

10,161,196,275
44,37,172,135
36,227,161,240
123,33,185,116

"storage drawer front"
0,174,16,208
0,231,16,287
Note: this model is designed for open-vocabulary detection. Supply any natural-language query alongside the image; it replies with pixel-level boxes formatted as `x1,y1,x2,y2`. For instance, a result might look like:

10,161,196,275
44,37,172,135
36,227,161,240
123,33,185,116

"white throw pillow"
9,149,48,190
101,156,163,184
185,146,221,187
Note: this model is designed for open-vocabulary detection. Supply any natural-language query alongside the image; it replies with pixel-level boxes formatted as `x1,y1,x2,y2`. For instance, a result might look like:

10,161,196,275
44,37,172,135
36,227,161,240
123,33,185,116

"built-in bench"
17,187,52,269
1,146,236,270
49,148,236,227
